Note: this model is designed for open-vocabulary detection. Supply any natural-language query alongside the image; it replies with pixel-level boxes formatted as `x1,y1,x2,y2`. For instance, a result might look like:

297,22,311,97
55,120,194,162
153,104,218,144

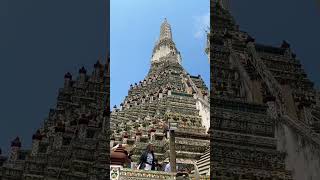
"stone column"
135,132,141,142
64,72,72,89
110,137,115,149
31,140,40,156
169,130,177,172
9,147,19,161
79,67,87,85
122,135,128,144
150,129,156,141
31,130,42,156
168,88,172,96
9,137,21,161
159,90,163,99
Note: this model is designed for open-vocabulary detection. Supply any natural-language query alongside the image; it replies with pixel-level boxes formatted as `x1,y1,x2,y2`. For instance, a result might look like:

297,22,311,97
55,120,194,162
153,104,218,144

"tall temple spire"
151,18,182,64
159,18,172,40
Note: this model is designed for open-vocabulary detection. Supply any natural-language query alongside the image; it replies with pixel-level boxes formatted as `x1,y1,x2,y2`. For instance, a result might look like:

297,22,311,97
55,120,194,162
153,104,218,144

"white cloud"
193,13,210,39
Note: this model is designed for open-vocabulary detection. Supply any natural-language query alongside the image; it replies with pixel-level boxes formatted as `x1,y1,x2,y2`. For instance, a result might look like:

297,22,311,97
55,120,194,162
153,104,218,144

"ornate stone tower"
151,18,182,65
209,0,320,179
111,19,210,174
0,59,110,180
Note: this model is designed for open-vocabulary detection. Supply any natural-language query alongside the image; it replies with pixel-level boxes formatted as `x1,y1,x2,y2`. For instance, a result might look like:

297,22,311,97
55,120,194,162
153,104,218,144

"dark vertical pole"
169,130,176,172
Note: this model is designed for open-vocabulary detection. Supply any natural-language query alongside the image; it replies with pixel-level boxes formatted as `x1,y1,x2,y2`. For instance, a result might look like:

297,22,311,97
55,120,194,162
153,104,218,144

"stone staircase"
192,148,210,176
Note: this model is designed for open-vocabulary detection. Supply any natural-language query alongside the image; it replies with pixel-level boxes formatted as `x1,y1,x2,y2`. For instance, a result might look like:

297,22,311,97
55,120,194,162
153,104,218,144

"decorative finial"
217,0,229,10
281,40,290,49
79,66,87,74
11,137,21,147
159,17,172,41
64,72,72,79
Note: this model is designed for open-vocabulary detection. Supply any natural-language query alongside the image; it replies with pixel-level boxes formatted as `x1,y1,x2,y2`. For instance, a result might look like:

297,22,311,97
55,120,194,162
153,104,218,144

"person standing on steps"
137,143,156,170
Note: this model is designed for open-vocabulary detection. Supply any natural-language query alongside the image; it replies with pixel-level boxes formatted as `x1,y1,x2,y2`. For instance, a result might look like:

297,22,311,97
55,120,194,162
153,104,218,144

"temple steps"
193,148,210,175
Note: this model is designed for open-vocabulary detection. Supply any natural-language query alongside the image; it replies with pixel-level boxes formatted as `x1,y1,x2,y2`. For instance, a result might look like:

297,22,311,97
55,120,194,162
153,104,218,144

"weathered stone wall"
211,2,320,179
196,99,210,132
276,123,320,180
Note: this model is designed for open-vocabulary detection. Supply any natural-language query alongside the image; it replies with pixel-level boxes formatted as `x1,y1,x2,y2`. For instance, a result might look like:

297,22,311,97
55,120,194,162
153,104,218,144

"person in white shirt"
164,162,171,172
137,143,156,170
164,159,178,172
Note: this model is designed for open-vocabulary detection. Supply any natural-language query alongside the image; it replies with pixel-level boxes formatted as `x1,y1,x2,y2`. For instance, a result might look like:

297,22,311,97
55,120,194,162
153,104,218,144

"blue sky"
110,0,210,107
